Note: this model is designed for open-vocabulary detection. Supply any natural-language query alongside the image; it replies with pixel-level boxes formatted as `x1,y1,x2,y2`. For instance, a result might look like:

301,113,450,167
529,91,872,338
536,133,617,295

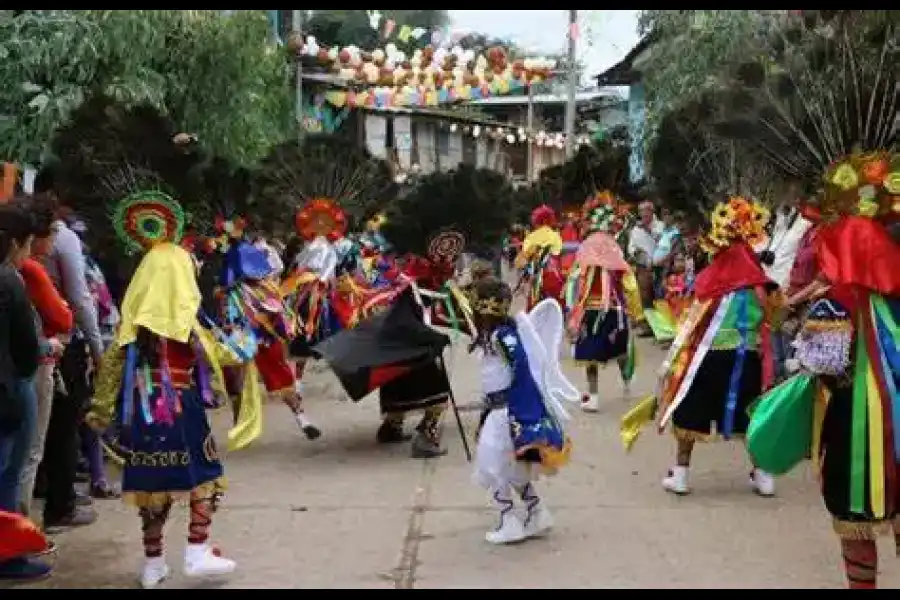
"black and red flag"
311,286,451,401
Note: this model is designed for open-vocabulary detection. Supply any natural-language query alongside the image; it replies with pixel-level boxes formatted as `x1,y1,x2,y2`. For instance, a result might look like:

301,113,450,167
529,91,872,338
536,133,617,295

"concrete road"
24,339,899,589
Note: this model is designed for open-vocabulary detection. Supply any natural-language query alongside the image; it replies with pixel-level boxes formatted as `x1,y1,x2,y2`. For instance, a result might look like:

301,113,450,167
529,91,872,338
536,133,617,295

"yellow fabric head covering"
117,243,202,346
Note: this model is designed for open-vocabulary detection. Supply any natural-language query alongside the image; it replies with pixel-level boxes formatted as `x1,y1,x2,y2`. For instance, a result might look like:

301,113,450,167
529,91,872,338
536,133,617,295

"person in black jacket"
0,202,51,581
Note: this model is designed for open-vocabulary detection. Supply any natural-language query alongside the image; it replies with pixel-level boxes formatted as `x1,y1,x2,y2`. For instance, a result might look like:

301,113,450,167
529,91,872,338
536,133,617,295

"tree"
0,10,292,167
305,10,448,55
382,165,514,256
41,95,214,250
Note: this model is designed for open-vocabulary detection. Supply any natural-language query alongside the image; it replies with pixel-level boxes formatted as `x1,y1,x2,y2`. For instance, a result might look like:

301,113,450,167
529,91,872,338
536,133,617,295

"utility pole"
564,9,578,159
525,83,535,181
293,10,305,141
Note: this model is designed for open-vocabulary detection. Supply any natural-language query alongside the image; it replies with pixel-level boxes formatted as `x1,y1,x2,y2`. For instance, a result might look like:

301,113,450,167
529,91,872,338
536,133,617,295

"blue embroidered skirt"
117,388,224,507
572,308,629,364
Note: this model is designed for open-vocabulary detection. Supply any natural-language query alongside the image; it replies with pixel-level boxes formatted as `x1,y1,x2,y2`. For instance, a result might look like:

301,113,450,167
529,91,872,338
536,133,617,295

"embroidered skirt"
572,308,629,364
118,388,224,508
672,349,762,441
378,360,449,415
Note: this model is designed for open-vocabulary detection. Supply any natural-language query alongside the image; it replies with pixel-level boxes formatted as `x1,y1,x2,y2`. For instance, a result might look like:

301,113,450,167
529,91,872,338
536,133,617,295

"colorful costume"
87,191,237,588
649,196,777,496
206,215,318,444
516,205,565,310
565,203,638,412
747,150,900,589
471,279,579,545
373,231,474,458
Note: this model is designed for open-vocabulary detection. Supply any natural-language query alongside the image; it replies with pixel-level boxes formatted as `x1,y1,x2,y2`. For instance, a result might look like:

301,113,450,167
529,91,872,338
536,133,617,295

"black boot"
411,414,447,459
376,418,411,444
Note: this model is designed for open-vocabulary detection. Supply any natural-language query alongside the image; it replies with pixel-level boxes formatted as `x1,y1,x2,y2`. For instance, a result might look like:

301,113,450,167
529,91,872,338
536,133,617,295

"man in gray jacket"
36,196,101,530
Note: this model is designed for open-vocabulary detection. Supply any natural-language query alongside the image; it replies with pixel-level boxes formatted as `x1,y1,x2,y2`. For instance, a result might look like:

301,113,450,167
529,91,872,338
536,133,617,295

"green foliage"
382,165,514,256
522,132,637,213
41,95,219,250
0,10,292,167
252,134,398,232
639,10,899,207
306,10,448,54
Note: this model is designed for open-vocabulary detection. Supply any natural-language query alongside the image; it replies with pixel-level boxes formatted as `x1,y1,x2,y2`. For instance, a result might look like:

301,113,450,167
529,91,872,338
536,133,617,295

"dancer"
655,196,777,496
372,231,473,458
86,191,235,588
282,198,348,419
471,277,578,544
213,214,320,441
515,204,564,310
565,203,637,412
748,150,900,589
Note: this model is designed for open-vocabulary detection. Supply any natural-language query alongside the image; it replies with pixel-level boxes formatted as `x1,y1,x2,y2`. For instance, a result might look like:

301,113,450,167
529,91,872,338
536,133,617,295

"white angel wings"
514,298,581,423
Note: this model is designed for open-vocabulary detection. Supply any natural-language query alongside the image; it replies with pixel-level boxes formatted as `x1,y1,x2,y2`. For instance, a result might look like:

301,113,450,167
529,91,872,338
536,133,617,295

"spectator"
626,201,662,333
756,179,813,377
15,195,73,517
32,187,100,530
0,202,49,581
756,179,813,291
652,208,684,298
71,225,120,499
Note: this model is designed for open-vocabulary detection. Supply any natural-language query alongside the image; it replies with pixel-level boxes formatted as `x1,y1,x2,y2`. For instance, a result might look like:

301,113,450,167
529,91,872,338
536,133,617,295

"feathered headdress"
699,196,770,255
112,190,186,255
820,150,900,222
295,197,348,242
531,204,557,229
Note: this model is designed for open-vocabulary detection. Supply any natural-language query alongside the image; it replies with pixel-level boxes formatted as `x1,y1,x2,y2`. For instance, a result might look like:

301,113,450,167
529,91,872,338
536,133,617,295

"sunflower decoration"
112,190,186,255
700,196,770,256
820,150,900,222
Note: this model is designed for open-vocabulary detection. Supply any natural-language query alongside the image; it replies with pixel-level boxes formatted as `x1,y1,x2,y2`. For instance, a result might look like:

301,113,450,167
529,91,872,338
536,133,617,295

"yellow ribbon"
867,364,886,518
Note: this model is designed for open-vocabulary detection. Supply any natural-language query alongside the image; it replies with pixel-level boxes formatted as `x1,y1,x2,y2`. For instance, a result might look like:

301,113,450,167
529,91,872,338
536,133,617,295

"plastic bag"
746,374,816,475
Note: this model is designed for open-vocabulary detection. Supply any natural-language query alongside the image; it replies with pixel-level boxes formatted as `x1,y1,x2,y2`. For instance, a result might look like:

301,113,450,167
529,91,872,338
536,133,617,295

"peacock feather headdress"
112,190,186,255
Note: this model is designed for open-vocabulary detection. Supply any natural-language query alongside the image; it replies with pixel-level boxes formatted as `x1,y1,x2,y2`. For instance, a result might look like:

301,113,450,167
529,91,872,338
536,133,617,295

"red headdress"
530,204,557,229
295,197,347,242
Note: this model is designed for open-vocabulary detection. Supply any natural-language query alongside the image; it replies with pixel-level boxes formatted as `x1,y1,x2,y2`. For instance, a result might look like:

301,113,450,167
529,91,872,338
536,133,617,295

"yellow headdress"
700,196,770,255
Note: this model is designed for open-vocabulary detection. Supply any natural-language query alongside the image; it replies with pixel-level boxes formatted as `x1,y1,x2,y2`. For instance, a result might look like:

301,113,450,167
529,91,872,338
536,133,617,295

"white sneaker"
524,506,554,538
183,543,237,578
581,394,600,413
750,468,776,497
662,466,691,495
140,556,170,589
485,514,527,545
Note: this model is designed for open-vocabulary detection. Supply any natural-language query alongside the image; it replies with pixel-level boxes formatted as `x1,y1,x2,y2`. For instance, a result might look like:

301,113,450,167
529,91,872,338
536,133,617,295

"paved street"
24,339,900,589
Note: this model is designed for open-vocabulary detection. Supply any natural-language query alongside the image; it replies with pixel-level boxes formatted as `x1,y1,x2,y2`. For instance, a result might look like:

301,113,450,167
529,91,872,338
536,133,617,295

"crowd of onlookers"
0,190,122,581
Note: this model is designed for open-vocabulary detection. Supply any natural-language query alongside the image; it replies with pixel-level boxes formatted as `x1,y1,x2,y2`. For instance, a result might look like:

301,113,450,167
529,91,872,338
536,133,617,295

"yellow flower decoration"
831,163,859,191
885,172,900,195
858,197,880,218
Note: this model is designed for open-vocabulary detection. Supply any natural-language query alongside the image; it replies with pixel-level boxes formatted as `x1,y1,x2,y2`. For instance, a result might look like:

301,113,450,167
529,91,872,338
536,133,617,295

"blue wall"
627,82,646,184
